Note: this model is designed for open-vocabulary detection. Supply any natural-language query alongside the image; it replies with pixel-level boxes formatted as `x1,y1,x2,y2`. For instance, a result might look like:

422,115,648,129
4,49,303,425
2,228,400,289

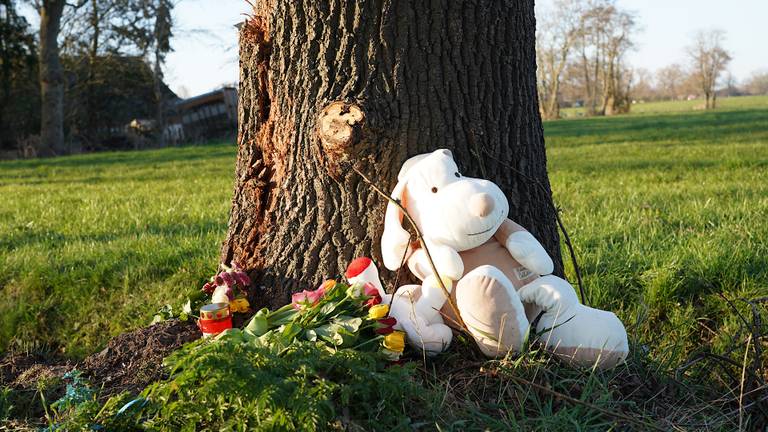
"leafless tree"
535,0,584,119
567,0,636,116
599,4,636,115
687,29,731,109
630,67,655,101
655,63,686,100
744,69,768,96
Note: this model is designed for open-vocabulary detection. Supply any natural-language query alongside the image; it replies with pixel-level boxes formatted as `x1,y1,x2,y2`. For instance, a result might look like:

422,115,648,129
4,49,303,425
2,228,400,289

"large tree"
223,0,563,309
35,0,66,154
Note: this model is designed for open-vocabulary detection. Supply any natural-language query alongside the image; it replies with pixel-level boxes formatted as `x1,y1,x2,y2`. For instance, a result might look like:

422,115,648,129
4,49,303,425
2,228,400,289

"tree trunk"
223,0,563,309
38,0,66,155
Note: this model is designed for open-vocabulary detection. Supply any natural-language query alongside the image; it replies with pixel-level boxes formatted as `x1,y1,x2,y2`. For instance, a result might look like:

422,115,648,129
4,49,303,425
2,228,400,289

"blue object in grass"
116,397,148,416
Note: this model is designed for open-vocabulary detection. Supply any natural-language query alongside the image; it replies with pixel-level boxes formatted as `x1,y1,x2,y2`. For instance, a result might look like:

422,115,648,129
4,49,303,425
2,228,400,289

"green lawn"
560,94,768,117
0,146,235,357
1,95,767,427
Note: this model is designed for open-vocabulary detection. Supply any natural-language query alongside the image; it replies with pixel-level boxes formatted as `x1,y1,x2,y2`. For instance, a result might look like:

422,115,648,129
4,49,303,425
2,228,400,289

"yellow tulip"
383,330,406,353
230,298,250,313
368,304,389,320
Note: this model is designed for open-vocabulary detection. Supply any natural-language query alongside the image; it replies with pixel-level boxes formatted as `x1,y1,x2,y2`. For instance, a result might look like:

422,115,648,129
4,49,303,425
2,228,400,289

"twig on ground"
739,334,752,432
482,367,667,431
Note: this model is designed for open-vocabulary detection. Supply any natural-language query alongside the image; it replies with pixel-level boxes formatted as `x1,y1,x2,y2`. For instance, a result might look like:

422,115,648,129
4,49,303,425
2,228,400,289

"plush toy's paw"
520,275,628,369
505,231,554,276
546,307,629,369
389,285,452,355
455,265,529,358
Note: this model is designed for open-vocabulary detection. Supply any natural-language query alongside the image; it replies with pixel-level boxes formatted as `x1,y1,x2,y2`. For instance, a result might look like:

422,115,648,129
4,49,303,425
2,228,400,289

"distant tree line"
0,0,175,158
536,0,765,119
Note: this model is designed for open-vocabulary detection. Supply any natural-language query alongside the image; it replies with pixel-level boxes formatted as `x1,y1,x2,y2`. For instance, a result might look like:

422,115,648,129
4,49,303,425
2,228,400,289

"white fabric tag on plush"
514,266,533,281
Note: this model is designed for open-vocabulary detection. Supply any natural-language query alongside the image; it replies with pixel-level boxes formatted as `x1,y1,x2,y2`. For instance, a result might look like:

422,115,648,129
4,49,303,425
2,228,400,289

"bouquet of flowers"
238,279,406,361
201,263,252,313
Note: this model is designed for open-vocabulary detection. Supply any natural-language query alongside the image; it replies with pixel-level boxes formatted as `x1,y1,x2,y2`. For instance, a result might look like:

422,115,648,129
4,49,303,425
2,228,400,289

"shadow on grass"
0,219,226,253
0,142,236,173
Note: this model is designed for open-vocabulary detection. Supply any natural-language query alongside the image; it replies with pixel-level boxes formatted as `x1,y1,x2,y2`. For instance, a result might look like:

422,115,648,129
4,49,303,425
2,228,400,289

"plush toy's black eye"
455,172,461,177
431,187,438,193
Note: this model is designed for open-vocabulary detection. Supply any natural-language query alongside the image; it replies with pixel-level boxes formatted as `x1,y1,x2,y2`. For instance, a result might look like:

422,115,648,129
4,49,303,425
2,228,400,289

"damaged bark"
223,0,562,309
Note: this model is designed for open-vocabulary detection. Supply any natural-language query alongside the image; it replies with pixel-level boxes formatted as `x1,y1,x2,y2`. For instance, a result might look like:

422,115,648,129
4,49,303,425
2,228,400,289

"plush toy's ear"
398,154,429,181
381,178,412,270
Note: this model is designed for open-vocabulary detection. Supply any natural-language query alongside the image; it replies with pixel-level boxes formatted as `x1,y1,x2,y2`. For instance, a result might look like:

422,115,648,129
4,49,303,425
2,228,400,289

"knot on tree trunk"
317,101,365,178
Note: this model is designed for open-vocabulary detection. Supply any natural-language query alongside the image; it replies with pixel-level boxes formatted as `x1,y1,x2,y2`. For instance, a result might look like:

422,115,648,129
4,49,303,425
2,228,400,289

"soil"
79,318,200,396
0,319,200,398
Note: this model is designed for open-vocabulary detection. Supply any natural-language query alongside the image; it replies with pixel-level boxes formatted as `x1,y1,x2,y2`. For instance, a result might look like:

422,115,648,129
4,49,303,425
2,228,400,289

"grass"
0,145,234,357
1,95,767,428
560,94,768,117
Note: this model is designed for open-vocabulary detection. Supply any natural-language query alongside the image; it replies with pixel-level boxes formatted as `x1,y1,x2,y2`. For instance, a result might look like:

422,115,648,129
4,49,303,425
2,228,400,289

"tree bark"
223,0,562,309
38,0,66,155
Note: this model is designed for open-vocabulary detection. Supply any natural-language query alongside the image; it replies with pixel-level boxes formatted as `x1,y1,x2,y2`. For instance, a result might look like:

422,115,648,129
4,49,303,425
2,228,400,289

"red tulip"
378,317,397,327
375,326,394,335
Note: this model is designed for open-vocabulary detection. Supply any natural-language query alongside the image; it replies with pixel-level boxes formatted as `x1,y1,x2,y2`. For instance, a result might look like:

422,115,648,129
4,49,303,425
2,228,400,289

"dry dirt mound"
80,318,200,395
1,319,200,398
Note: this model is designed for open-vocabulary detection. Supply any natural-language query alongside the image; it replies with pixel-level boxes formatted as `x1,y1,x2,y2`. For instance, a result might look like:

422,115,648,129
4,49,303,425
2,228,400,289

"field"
2,96,767,428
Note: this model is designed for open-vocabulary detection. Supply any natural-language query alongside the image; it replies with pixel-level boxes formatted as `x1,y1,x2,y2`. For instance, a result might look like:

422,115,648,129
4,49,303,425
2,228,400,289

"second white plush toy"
352,149,629,368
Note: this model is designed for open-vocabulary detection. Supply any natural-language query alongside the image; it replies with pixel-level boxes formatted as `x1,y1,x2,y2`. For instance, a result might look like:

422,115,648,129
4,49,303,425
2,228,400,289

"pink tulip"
291,285,326,310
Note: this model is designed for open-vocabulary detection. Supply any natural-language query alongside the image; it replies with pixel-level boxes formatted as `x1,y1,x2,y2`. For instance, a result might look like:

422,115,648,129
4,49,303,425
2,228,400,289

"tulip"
383,331,406,353
377,316,397,327
291,291,310,310
363,283,379,297
291,285,327,310
375,325,394,335
368,304,389,320
320,279,336,291
365,295,382,308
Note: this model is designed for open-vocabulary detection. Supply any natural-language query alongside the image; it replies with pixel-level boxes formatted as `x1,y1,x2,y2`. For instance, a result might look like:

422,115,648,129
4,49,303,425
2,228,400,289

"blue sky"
23,1,768,96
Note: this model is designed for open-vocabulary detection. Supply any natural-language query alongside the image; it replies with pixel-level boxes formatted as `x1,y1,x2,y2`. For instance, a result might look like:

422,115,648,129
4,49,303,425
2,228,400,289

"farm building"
168,86,238,142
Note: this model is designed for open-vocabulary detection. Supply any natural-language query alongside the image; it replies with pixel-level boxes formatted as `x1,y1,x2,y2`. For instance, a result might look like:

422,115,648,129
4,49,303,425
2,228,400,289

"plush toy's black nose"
470,193,495,217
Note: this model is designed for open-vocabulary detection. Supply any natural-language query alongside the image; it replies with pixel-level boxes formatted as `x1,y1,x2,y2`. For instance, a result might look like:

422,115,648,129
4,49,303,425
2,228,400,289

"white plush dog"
349,149,629,368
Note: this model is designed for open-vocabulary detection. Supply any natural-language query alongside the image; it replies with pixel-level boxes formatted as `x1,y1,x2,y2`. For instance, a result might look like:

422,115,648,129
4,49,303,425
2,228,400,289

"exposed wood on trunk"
223,0,562,309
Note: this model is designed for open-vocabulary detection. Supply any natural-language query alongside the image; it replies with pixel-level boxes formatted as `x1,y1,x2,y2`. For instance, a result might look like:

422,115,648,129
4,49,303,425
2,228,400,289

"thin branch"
351,165,468,333
478,147,589,305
